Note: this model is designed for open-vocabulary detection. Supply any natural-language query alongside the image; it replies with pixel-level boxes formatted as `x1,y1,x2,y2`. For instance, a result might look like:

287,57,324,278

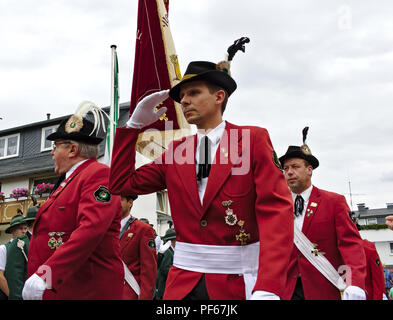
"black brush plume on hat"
169,37,250,103
279,126,319,169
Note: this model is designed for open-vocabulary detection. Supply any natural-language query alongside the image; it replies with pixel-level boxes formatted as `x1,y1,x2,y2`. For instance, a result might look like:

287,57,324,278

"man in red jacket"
22,104,124,300
109,57,294,299
120,195,157,300
279,129,367,300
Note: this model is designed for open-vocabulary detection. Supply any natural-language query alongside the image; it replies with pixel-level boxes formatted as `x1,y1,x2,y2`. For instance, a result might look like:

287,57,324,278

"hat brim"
5,221,27,234
279,151,319,169
47,131,102,145
169,70,237,103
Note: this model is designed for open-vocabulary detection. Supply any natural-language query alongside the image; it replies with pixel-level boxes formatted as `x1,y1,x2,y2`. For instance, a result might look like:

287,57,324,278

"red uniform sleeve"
335,195,367,290
109,127,167,196
138,227,157,300
251,128,294,296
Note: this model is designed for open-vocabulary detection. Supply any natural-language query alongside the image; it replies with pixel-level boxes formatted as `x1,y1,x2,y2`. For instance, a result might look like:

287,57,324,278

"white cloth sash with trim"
294,224,346,293
122,261,140,296
173,241,259,300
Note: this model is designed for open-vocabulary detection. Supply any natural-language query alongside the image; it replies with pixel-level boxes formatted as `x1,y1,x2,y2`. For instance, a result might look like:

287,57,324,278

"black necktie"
50,173,66,195
197,136,212,181
294,195,304,217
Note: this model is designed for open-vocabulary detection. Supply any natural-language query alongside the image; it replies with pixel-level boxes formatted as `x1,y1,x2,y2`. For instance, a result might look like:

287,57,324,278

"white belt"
173,241,259,299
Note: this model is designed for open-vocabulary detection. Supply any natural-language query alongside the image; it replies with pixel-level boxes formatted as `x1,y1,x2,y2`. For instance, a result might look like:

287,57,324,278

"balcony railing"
0,196,48,224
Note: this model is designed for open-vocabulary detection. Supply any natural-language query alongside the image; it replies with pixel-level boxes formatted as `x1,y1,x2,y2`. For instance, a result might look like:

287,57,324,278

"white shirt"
291,185,313,231
0,239,14,271
120,214,130,233
196,120,226,204
65,159,89,179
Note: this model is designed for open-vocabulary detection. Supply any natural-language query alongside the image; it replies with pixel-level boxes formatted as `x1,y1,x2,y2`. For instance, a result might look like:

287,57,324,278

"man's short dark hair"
125,195,138,202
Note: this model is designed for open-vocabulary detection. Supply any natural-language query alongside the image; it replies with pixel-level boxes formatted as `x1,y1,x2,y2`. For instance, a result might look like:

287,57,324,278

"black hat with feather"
47,101,113,145
169,37,250,103
279,127,319,169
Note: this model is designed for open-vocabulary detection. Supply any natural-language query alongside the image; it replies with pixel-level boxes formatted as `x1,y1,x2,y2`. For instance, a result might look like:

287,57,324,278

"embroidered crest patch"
148,239,156,250
94,186,111,203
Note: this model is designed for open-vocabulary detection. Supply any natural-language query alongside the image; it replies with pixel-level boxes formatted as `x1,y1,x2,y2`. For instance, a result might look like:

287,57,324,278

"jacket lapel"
302,185,322,234
202,122,242,213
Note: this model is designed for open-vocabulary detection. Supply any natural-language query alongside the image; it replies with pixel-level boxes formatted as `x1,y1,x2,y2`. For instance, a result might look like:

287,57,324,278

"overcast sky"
1,1,392,210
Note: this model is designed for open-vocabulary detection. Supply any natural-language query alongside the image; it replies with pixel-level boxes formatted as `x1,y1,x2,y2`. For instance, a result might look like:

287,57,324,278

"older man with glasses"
22,105,124,300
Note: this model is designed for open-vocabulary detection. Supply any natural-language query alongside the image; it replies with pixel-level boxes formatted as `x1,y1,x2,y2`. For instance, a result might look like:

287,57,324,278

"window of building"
389,243,393,255
0,134,20,159
358,218,367,226
32,176,58,192
156,190,168,214
367,218,378,225
41,125,58,152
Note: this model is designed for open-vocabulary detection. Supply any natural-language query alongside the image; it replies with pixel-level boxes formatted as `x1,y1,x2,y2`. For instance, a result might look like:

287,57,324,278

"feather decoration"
74,101,114,136
302,126,309,144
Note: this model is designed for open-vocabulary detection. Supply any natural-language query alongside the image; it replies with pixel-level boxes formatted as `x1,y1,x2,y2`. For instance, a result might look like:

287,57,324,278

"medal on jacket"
236,220,250,246
222,200,238,226
48,232,65,249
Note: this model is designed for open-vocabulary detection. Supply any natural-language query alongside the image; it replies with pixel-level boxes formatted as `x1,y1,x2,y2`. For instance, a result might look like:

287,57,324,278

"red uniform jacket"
120,218,157,300
363,239,385,300
109,122,294,299
27,159,124,300
282,186,367,300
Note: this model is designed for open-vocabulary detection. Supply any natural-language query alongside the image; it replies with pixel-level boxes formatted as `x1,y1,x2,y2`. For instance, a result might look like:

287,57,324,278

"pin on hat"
279,127,319,169
169,37,250,103
47,101,114,145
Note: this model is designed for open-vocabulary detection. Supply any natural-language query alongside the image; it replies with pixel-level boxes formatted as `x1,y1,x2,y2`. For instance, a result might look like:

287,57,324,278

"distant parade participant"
155,228,176,300
279,127,367,300
22,103,124,300
0,214,28,299
109,38,294,300
24,205,39,240
120,195,157,300
5,207,38,300
350,213,385,300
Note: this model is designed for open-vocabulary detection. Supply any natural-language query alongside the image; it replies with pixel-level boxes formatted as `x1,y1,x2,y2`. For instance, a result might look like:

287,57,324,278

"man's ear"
215,89,226,105
68,143,79,158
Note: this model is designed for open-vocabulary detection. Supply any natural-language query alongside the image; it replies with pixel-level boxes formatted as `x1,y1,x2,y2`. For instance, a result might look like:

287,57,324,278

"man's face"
120,197,133,219
11,224,28,238
283,158,313,194
179,81,223,129
50,140,74,175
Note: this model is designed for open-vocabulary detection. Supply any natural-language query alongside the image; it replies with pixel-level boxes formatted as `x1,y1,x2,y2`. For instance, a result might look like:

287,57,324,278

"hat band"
181,74,197,81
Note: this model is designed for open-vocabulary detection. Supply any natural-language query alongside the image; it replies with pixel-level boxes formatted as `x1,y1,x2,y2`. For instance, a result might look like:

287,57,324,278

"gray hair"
70,140,99,159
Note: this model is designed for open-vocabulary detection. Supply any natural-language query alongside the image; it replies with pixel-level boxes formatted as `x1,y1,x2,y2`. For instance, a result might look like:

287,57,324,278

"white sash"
173,241,259,299
122,261,140,296
293,224,346,293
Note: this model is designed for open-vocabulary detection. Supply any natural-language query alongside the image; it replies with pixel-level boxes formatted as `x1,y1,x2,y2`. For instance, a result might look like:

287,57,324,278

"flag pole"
108,44,118,163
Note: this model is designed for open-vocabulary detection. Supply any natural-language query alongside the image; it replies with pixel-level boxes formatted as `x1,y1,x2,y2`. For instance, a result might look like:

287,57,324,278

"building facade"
0,103,172,243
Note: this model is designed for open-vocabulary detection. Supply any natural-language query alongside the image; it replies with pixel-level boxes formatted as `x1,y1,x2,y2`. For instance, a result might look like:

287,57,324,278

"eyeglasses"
52,141,72,151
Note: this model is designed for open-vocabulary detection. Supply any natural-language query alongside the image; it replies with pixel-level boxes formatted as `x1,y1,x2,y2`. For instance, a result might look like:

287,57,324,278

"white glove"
127,90,169,129
383,293,388,300
250,290,280,300
22,273,47,300
342,285,366,300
